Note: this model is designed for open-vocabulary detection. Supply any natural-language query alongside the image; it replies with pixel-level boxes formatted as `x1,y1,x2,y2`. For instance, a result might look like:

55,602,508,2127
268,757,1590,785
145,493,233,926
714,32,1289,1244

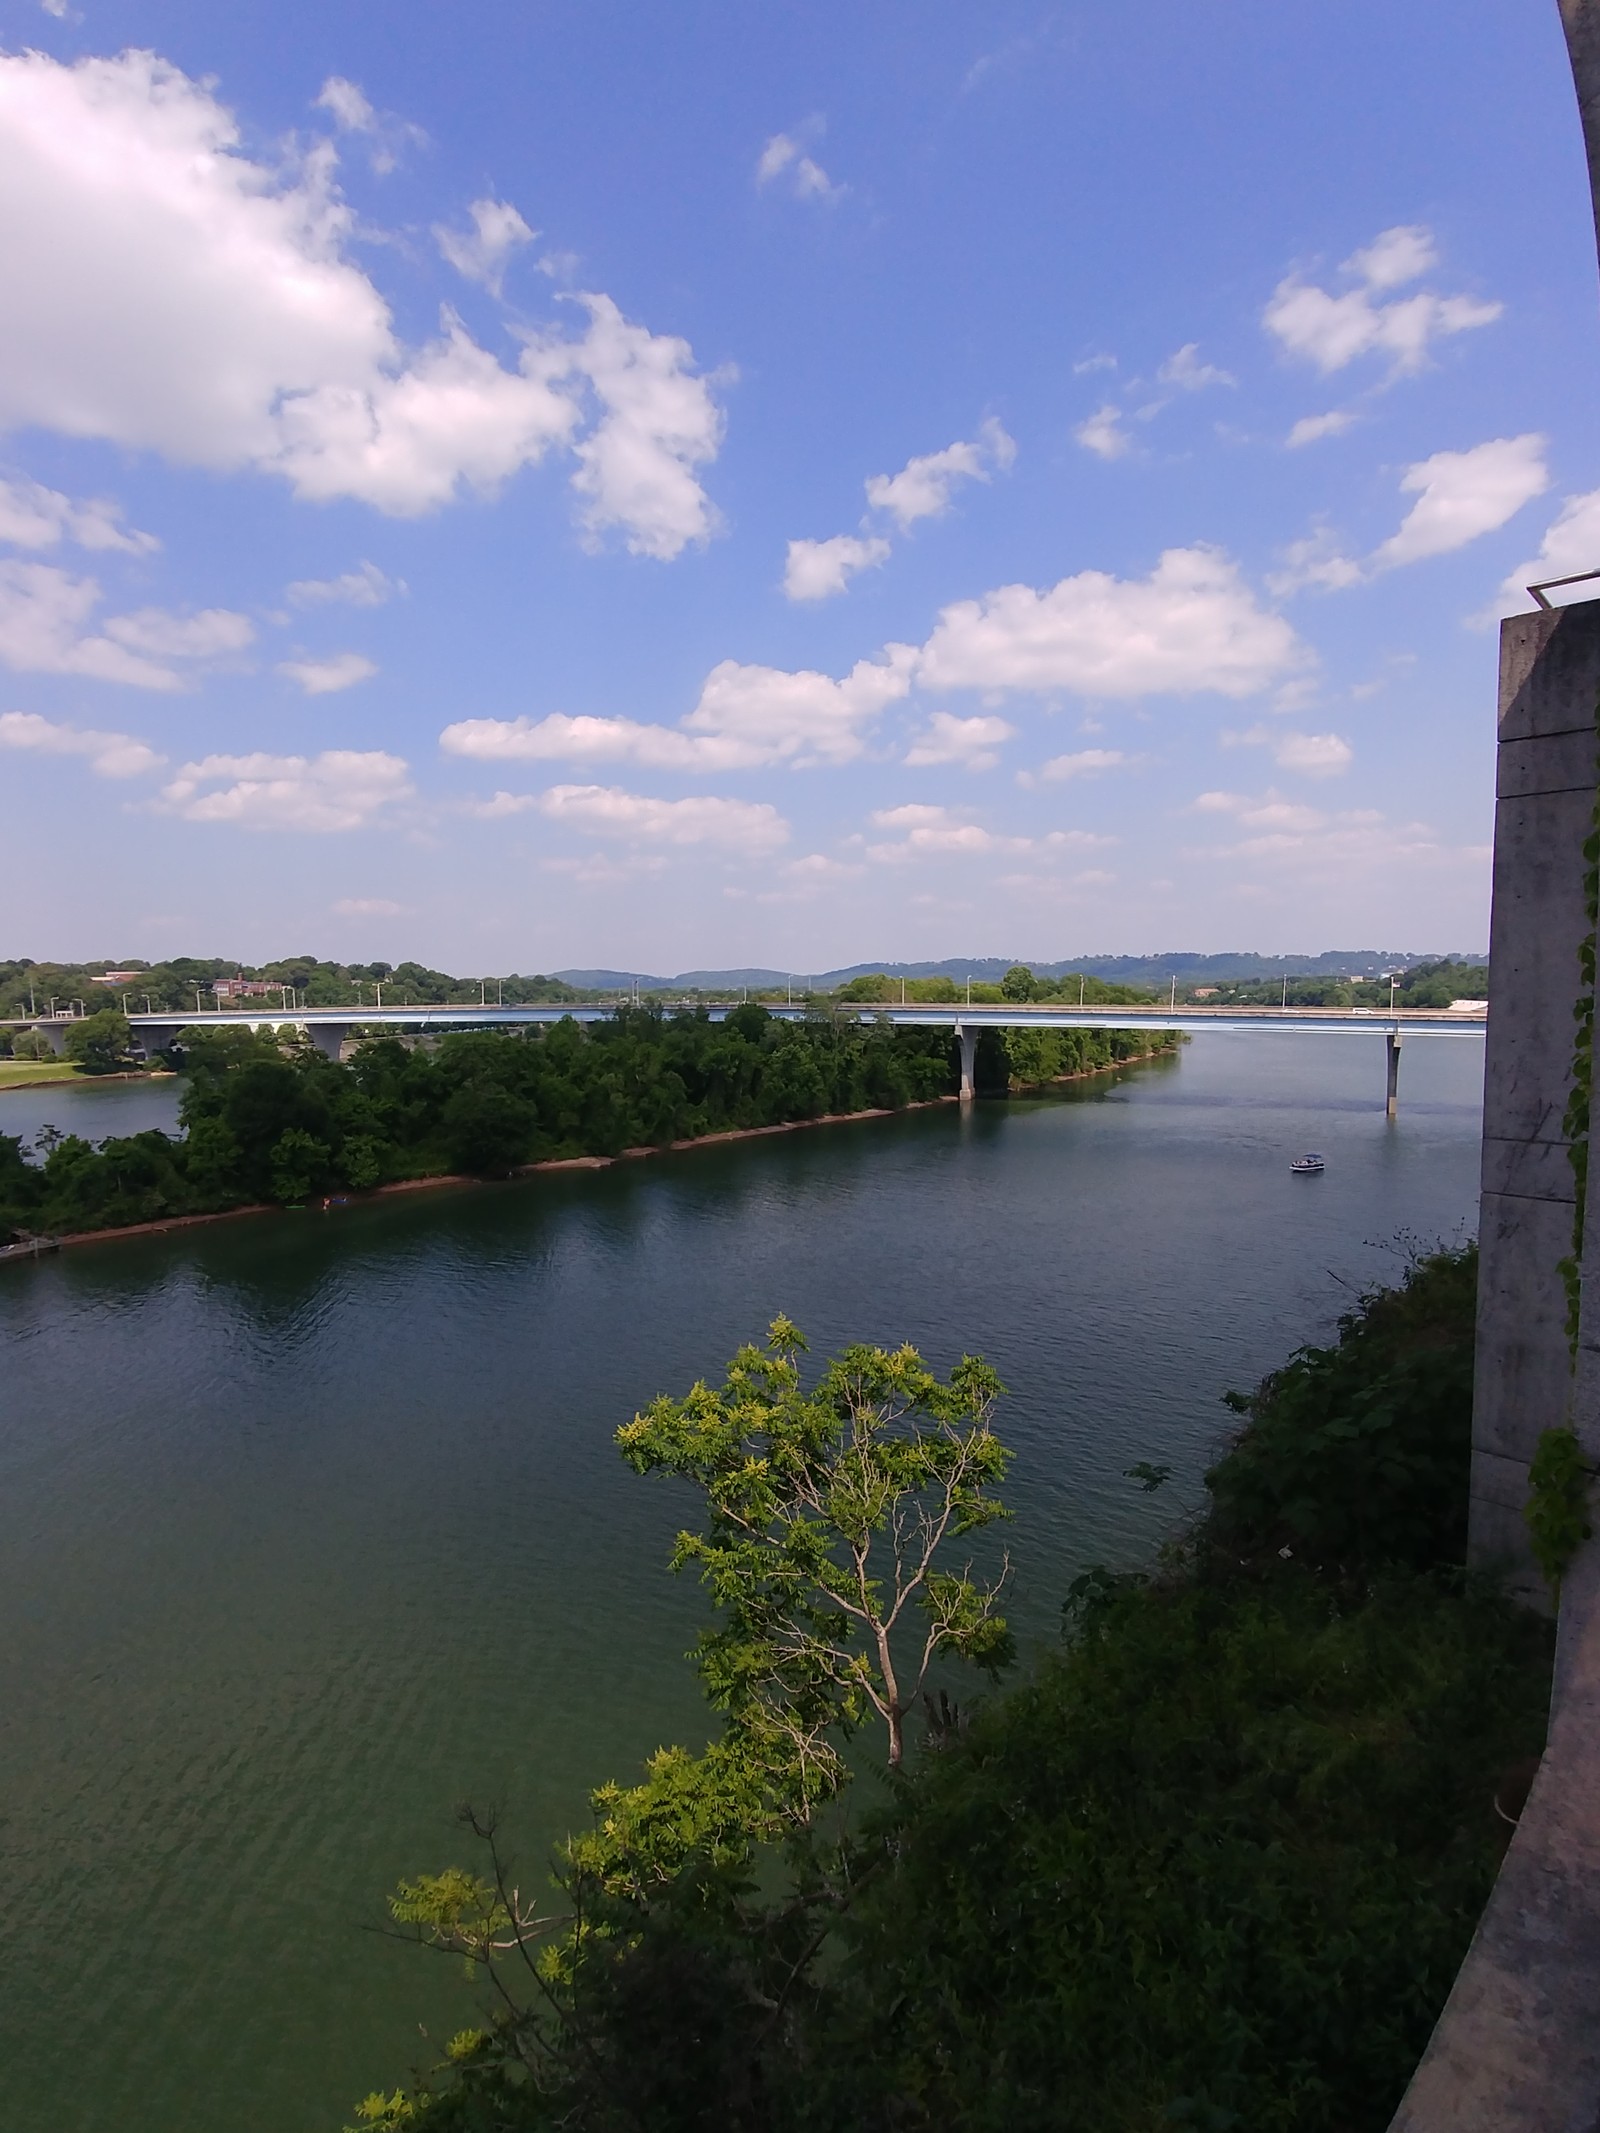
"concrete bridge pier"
302,1021,350,1062
1386,1031,1402,1119
956,1023,976,1102
27,1020,70,1057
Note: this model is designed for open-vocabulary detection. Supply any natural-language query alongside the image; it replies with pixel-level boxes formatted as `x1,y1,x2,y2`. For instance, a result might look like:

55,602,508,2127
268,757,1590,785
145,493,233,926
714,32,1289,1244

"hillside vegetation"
348,1243,1551,2133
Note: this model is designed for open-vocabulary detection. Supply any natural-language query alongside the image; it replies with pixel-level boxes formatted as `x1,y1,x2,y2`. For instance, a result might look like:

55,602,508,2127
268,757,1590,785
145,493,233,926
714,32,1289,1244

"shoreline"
0,1069,177,1094
29,1048,1172,1257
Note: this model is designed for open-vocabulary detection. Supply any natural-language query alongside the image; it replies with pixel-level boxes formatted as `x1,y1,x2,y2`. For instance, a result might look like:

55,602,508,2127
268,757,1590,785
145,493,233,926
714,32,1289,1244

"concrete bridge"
5,999,1486,1113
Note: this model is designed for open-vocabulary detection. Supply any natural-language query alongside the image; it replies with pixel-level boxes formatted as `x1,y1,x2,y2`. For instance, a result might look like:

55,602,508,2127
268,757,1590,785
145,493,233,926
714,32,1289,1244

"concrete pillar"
956,1024,977,1102
1562,0,1600,269
1470,601,1600,1590
29,1020,69,1057
1385,1031,1402,1119
303,1021,349,1062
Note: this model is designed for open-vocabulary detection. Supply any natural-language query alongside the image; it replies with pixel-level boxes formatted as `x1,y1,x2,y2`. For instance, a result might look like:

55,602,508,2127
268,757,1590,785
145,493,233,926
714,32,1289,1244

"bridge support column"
28,1021,69,1056
1385,1031,1401,1118
956,1024,976,1102
303,1022,350,1062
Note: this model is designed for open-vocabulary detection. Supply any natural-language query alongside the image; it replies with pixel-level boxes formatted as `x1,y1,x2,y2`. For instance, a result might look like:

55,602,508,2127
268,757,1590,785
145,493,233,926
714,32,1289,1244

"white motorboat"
1289,1152,1326,1175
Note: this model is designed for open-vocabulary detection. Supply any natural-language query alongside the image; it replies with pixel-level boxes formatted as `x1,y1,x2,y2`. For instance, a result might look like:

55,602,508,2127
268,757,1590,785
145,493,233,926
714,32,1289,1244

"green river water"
0,1032,1485,2131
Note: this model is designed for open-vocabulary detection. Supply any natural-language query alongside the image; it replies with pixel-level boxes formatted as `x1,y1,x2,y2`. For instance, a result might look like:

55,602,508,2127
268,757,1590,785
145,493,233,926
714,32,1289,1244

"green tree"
442,1084,536,1173
1000,963,1038,1002
268,1126,329,1203
618,1320,1014,1774
63,1009,131,1075
182,1116,244,1205
340,1134,388,1191
356,1325,1016,2132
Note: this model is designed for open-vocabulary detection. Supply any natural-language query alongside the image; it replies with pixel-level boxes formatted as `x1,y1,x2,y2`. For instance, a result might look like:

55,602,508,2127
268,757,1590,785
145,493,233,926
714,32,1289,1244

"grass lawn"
0,1059,83,1088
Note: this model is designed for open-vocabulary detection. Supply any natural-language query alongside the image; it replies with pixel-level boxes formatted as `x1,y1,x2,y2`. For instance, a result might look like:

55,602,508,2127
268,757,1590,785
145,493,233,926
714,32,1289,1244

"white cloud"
103,607,254,658
871,803,953,829
1263,224,1501,375
1157,343,1235,392
1223,725,1353,776
0,561,251,687
864,418,1016,529
1272,437,1548,596
782,852,861,880
0,51,724,545
756,132,845,203
315,77,376,132
565,295,726,558
277,651,378,694
1073,354,1117,375
916,546,1304,699
286,560,400,607
861,804,1102,865
1286,410,1355,448
1344,224,1437,290
333,896,407,916
903,711,1015,768
1372,434,1547,570
783,533,890,601
435,197,535,296
788,419,1014,603
684,650,914,764
1275,731,1353,775
441,646,916,772
444,711,729,773
1039,747,1127,780
1042,828,1118,850
160,749,412,830
1074,403,1131,460
1185,785,1480,875
0,472,158,553
270,310,581,517
537,783,789,854
0,707,162,777
1267,529,1365,596
464,789,539,819
1492,486,1600,614
866,801,1022,861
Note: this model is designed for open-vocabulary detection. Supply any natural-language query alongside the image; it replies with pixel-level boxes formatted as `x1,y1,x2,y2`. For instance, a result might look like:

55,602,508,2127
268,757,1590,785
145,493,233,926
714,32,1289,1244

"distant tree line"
0,956,584,1024
0,1006,1178,1241
1173,958,1490,1010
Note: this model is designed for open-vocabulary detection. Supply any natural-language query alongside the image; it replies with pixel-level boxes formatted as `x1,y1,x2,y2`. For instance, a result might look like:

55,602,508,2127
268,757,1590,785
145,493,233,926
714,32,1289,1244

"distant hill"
554,951,1483,994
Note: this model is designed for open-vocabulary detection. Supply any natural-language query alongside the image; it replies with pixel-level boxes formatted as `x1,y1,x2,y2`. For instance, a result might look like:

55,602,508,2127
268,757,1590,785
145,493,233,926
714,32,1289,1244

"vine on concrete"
1534,695,1600,1594
1526,1425,1595,1596
1557,698,1600,1351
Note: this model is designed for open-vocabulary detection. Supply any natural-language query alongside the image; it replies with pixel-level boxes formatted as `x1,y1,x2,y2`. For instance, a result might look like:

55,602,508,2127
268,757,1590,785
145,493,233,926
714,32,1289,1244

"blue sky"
0,0,1595,970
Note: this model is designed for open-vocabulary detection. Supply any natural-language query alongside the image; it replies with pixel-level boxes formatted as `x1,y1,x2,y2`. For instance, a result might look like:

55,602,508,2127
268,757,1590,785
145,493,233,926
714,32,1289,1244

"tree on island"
63,1009,132,1075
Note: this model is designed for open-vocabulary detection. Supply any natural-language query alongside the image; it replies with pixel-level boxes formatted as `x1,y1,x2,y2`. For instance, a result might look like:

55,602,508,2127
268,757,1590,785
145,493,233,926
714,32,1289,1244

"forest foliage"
0,1007,1174,1241
348,1243,1552,2133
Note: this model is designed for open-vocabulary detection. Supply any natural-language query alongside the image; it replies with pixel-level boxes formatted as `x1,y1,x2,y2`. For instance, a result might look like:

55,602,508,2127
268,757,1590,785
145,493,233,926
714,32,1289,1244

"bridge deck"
6,1002,1488,1039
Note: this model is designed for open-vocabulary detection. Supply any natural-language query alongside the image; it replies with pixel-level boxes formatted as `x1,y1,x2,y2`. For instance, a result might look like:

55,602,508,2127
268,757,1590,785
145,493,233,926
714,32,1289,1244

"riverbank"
43,1097,962,1250
0,1065,173,1092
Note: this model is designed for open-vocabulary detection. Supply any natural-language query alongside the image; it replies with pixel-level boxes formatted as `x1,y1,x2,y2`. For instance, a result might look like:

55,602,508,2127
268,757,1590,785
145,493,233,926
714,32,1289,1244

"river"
0,1032,1485,2132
